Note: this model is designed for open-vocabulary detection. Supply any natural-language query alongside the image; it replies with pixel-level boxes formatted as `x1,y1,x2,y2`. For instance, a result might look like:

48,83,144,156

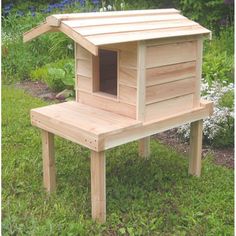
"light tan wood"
146,61,196,86
64,14,186,28
59,22,98,55
78,91,136,119
119,67,137,88
145,35,199,46
189,120,203,177
146,78,195,104
46,9,180,26
136,41,146,120
31,99,212,152
77,57,92,78
91,151,106,223
76,43,91,60
139,137,150,158
77,75,92,92
86,25,210,46
145,94,194,122
42,130,56,193
193,38,203,107
92,55,100,92
119,85,136,105
23,22,58,42
75,19,197,36
146,41,197,68
136,42,150,157
101,101,212,150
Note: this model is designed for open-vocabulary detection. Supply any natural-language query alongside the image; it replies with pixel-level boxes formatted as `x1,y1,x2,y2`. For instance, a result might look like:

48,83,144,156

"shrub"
202,27,234,85
177,80,234,148
30,59,75,91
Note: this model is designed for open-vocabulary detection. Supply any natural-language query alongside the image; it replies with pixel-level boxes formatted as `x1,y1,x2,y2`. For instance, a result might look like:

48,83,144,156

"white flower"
107,5,112,11
177,79,234,142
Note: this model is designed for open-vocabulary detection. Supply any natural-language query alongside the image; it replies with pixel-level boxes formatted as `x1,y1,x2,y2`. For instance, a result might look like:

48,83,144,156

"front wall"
143,37,201,122
75,42,138,118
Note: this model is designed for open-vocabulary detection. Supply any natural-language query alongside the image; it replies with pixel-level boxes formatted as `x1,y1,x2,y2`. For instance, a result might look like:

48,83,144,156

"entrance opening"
99,49,117,96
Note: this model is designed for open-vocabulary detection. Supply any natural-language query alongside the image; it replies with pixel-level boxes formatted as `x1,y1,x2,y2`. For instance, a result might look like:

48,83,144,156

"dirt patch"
155,129,234,169
15,80,60,102
16,80,234,169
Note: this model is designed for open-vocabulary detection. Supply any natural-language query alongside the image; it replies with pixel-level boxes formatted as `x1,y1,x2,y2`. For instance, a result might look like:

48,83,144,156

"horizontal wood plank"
47,9,180,26
145,94,194,121
77,75,92,92
101,100,213,150
119,85,137,105
75,19,197,36
86,26,210,46
77,91,136,118
146,78,195,104
119,67,137,87
77,58,92,78
146,61,196,86
146,41,197,68
64,14,186,28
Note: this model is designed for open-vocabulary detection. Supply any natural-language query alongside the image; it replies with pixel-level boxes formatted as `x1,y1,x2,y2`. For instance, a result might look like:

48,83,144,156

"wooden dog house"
24,9,213,223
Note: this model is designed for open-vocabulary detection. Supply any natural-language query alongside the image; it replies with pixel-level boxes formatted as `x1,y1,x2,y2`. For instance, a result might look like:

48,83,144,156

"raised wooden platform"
31,100,213,152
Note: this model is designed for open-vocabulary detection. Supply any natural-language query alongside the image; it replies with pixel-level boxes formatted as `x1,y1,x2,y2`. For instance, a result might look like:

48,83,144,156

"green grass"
2,85,234,235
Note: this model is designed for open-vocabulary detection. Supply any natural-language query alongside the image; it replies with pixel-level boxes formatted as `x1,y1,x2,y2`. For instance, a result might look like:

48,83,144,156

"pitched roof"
23,9,211,55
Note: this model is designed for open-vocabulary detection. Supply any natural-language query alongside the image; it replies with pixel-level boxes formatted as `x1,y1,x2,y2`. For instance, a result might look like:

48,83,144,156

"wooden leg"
42,130,56,192
139,137,150,158
90,151,106,223
189,120,203,177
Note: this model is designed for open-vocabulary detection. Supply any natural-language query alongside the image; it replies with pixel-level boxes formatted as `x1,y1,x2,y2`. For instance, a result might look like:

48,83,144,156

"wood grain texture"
91,151,106,223
119,85,136,105
136,41,146,120
77,75,92,92
101,101,212,150
77,57,92,78
139,137,150,158
189,120,203,177
146,41,197,68
119,67,137,87
146,78,195,104
194,38,203,107
146,61,196,86
78,91,136,119
42,130,56,193
145,94,194,122
25,10,211,55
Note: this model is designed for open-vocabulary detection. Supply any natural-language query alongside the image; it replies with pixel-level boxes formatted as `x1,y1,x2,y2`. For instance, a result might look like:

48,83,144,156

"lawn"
2,85,234,235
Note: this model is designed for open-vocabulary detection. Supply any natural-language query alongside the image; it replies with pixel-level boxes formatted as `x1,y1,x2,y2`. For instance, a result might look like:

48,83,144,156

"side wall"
75,42,138,119
141,36,203,122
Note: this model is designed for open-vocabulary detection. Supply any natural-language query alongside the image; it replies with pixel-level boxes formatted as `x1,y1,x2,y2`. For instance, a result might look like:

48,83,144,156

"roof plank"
73,19,198,36
63,14,186,28
46,9,180,26
85,25,211,46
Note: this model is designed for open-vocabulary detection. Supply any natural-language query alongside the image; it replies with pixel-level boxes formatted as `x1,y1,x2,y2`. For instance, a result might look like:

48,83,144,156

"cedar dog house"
24,9,213,223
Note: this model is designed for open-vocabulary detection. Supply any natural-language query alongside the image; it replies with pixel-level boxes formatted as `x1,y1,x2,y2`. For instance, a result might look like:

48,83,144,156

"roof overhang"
23,9,211,56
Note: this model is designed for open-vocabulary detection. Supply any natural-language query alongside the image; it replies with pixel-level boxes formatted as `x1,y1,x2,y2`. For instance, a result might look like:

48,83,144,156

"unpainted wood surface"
119,85,137,105
91,151,106,223
145,94,194,122
101,100,212,150
146,77,195,104
146,61,196,86
25,9,211,55
77,91,136,119
146,41,197,68
189,120,203,177
42,130,56,193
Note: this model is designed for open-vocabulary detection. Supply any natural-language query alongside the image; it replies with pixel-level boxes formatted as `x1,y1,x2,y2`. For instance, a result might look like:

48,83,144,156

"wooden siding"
144,40,198,122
